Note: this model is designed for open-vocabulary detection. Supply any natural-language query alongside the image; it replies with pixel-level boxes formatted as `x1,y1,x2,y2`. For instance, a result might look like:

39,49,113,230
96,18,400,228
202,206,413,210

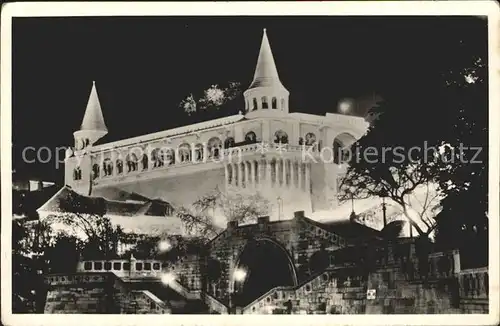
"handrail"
167,280,228,313
241,271,326,312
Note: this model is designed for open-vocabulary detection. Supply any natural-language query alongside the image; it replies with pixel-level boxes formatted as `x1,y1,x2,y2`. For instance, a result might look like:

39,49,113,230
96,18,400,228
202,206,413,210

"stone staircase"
240,267,367,314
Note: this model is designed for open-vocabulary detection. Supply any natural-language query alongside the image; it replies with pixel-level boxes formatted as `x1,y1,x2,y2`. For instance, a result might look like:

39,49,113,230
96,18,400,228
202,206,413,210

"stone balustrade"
458,267,488,299
44,272,112,286
76,259,165,280
87,142,319,184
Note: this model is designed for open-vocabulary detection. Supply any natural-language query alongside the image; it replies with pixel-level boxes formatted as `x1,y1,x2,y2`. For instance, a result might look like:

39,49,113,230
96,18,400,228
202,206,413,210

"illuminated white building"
49,29,373,234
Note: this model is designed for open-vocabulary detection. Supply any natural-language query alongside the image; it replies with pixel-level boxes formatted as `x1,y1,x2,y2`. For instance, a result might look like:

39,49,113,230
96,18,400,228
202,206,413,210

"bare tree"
339,151,442,237
176,187,271,239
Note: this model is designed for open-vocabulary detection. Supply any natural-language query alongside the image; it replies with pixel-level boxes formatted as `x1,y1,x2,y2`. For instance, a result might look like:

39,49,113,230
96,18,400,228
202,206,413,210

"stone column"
257,160,266,187
246,162,251,188
224,164,229,189
203,145,208,163
274,160,280,187
452,250,461,274
148,149,155,170
191,145,196,163
298,163,303,190
240,162,245,188
175,147,181,164
305,163,310,194
266,160,272,187
282,159,287,187
233,163,239,187
250,161,256,188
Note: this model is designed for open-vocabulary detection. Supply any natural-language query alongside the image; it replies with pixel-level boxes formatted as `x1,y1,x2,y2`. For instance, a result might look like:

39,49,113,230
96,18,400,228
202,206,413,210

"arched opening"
116,159,123,174
141,154,148,170
305,133,316,146
208,137,222,159
272,97,277,109
178,143,191,163
151,148,164,168
73,167,82,180
232,238,297,308
262,96,269,109
245,131,257,144
92,164,100,179
194,143,204,162
274,130,288,144
102,158,113,176
126,153,138,172
252,98,258,111
332,133,356,165
224,137,235,149
165,148,175,166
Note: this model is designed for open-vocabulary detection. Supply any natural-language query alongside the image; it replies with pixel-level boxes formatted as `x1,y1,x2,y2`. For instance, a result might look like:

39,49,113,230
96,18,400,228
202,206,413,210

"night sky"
12,16,487,183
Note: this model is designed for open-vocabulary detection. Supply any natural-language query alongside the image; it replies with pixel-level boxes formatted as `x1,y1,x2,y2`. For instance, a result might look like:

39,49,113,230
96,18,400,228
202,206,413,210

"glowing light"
233,268,247,282
161,272,176,286
157,239,172,252
338,98,354,114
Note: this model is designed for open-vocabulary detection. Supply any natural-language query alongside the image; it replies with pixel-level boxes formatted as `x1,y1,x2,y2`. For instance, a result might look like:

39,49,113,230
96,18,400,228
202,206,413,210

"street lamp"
347,186,357,221
161,272,176,287
158,239,173,252
380,189,388,228
228,267,247,314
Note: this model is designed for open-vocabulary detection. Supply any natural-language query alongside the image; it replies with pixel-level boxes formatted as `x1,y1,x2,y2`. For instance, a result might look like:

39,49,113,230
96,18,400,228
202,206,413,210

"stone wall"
242,268,367,314
44,273,121,313
123,291,171,314
43,272,170,314
183,212,347,306
237,239,478,315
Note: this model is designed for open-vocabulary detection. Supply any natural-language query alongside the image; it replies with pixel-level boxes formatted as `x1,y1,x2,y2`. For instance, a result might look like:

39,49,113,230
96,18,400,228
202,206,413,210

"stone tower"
244,29,290,118
65,81,108,195
73,81,108,151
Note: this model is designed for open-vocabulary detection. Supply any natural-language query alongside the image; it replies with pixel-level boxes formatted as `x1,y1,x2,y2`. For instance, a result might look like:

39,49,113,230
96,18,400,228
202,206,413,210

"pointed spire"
80,81,107,132
248,28,284,89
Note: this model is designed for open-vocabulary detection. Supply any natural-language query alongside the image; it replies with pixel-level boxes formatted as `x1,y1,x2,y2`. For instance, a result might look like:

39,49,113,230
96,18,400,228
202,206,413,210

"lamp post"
347,187,357,221
228,267,247,314
380,189,388,228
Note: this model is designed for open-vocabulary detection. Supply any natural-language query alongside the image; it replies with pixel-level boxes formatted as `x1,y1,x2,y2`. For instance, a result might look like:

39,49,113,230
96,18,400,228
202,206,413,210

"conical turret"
80,81,108,132
73,81,108,150
244,29,290,116
248,28,285,90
